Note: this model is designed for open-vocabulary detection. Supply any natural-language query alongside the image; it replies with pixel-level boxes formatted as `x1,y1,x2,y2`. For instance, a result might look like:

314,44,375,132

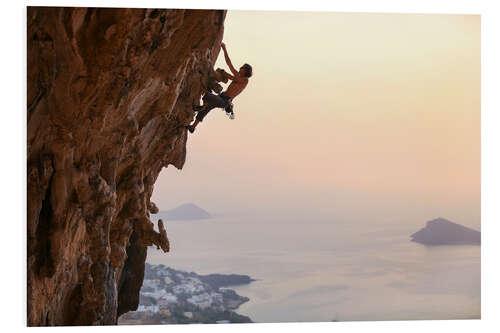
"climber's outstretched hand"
221,42,237,76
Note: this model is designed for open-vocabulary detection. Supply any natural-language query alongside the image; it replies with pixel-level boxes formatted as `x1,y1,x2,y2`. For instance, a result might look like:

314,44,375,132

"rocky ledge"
27,7,226,326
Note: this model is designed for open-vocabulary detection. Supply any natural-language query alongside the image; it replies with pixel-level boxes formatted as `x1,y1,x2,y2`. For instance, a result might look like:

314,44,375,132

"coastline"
118,264,254,324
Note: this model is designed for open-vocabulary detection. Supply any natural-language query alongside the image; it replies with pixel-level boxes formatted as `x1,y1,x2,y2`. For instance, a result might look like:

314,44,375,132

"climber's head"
240,64,253,78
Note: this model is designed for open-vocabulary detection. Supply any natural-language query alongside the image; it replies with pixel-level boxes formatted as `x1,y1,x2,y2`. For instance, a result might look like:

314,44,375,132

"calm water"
147,215,480,323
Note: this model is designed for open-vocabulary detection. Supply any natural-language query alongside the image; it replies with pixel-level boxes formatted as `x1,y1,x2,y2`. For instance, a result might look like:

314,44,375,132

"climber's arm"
222,70,235,81
221,43,238,76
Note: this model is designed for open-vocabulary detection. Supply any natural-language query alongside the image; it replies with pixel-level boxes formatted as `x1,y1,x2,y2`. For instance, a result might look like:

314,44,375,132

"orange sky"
152,11,480,227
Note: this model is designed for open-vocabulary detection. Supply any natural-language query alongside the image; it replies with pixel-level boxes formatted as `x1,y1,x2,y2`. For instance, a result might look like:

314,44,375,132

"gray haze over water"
147,12,480,321
147,214,480,322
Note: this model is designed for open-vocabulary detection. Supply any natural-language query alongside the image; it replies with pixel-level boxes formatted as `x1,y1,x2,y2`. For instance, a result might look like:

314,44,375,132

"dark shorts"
196,93,233,122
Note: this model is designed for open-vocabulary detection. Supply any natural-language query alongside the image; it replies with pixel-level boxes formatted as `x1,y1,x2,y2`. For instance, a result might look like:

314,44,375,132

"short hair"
242,63,253,78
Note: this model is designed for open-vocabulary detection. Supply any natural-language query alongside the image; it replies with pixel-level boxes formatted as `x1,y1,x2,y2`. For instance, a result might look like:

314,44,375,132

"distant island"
411,217,481,245
118,264,253,325
154,203,211,221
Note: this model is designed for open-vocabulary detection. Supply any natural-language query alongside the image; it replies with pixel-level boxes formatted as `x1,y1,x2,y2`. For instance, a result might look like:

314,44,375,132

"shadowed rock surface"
411,218,481,245
155,203,212,220
27,7,226,326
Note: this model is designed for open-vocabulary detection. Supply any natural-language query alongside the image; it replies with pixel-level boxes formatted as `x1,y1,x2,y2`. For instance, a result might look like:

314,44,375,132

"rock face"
155,202,211,220
27,7,226,326
411,218,481,245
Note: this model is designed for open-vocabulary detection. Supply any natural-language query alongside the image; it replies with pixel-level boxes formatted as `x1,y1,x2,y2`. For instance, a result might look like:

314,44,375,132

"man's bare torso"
224,77,248,99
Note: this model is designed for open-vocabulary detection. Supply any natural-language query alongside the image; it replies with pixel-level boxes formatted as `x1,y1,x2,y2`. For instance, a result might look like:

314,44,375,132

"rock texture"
411,217,481,245
27,7,226,326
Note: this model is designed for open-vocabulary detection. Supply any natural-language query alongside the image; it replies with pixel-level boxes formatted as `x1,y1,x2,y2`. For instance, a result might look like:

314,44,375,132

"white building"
158,293,178,305
142,289,167,299
137,304,159,313
172,285,184,294
187,293,213,309
142,279,156,289
173,284,194,294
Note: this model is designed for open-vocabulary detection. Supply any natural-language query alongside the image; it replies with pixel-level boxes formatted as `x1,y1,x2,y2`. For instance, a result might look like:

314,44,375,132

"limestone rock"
27,7,226,326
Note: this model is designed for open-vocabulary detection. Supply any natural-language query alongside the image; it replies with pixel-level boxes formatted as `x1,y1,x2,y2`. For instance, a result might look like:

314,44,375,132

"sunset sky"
152,11,480,228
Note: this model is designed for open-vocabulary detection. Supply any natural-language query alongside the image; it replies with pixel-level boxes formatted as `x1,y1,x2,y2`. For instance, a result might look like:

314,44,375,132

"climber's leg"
187,119,200,133
187,93,226,133
187,105,210,133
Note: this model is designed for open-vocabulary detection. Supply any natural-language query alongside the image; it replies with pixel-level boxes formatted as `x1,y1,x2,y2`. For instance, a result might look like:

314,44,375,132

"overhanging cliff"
27,7,226,326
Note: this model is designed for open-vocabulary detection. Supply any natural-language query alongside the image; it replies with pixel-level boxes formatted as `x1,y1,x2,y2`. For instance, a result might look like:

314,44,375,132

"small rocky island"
411,217,481,245
154,203,212,221
118,264,254,324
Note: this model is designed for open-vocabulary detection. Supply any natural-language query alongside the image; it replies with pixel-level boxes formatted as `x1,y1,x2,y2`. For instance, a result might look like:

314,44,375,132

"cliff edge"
27,7,226,325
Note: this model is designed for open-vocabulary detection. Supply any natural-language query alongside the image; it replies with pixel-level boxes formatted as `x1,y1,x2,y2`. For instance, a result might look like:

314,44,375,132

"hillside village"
118,264,254,324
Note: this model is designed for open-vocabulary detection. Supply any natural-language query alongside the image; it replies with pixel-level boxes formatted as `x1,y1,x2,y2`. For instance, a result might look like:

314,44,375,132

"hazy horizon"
147,10,480,323
151,11,480,229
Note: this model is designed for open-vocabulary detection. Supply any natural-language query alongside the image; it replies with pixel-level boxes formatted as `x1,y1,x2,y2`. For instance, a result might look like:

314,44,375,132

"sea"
146,214,480,323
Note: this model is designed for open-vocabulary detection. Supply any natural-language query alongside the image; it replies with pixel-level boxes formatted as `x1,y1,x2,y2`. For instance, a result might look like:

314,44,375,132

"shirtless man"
186,42,252,133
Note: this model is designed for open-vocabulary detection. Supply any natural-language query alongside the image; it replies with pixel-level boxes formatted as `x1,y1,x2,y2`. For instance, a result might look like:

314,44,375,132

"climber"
186,42,252,133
